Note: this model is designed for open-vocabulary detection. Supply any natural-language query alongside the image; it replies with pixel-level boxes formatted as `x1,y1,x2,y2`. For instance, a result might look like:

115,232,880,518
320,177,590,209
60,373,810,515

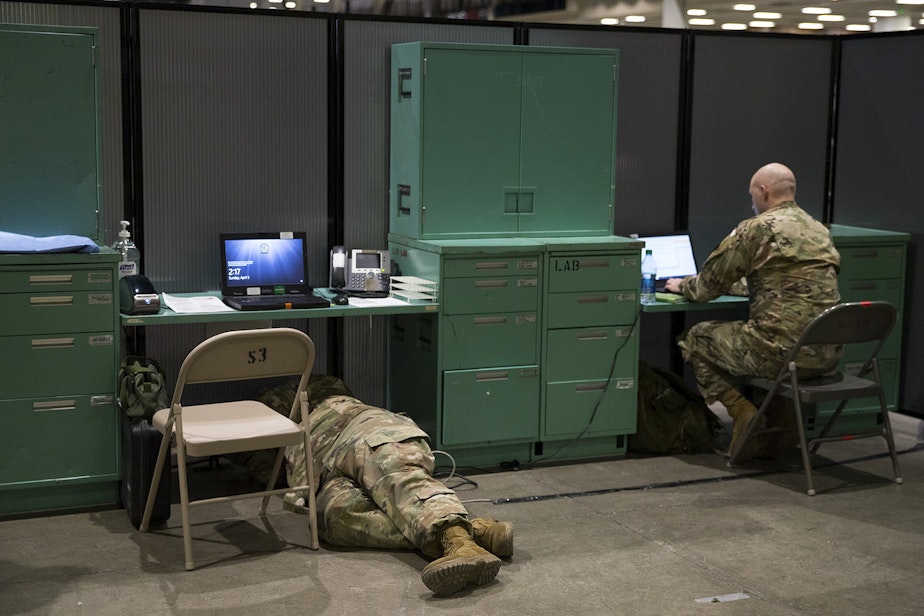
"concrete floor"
2,411,924,616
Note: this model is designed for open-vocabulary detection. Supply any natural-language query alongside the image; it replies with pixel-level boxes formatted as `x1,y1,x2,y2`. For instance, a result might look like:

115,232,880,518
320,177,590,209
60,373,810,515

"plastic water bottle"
113,220,141,278
640,249,657,305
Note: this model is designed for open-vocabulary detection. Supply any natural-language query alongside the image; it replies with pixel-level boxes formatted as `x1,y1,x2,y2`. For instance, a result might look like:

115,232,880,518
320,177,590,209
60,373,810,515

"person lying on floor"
251,375,513,596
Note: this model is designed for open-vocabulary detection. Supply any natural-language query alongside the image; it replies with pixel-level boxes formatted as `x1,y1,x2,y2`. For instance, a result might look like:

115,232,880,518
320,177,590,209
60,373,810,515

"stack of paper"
390,276,438,303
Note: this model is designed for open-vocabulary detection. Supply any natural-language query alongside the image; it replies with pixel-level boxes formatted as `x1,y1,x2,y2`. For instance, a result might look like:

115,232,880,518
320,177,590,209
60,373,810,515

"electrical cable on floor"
489,442,924,505
432,449,481,492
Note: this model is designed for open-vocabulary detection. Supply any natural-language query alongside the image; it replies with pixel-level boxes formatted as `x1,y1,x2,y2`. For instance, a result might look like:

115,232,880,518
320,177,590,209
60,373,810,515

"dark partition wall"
687,33,835,262
338,19,515,404
527,27,683,238
136,7,332,375
835,32,924,413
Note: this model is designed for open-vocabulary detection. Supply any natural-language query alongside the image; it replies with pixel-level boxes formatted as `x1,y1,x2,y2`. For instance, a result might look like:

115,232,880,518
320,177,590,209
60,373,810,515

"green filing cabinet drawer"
0,395,118,486
0,268,113,293
544,377,636,438
545,327,637,381
442,276,539,315
443,256,540,279
442,366,539,446
442,313,538,370
0,291,114,335
547,253,637,292
837,245,905,280
0,332,115,398
838,278,902,304
546,290,637,329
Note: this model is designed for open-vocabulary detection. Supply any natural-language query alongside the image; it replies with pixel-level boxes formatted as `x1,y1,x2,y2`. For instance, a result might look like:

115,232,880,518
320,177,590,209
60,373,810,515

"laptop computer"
220,231,330,310
637,233,699,291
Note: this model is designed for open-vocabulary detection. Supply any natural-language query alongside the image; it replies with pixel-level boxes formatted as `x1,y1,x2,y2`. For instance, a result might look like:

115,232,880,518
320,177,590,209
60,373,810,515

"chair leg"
877,391,904,485
172,414,196,571
302,430,319,550
790,397,817,496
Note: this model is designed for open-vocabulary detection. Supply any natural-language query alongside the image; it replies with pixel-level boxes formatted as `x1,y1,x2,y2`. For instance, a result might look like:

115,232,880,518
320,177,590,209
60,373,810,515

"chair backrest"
797,301,896,348
171,328,315,411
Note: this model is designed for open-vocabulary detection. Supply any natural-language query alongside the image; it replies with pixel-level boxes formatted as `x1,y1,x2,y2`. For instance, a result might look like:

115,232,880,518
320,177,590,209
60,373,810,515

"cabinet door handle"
577,294,608,304
473,316,507,326
579,259,610,269
576,331,609,341
476,371,509,382
397,67,413,98
575,383,607,393
474,262,509,271
397,184,411,216
30,296,74,307
474,279,508,289
32,337,76,349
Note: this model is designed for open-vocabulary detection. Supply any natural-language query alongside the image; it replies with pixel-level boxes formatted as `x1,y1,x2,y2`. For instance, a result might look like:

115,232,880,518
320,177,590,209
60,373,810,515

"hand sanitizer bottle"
640,249,657,305
113,220,141,278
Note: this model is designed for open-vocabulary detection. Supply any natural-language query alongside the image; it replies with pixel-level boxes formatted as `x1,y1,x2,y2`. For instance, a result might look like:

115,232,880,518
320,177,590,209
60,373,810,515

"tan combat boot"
471,517,514,557
721,390,764,461
421,525,501,596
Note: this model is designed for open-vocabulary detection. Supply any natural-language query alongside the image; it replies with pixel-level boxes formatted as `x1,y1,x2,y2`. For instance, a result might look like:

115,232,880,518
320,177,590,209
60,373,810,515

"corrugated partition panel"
0,1,124,245
339,18,515,406
138,8,331,389
528,27,683,238
687,33,834,262
835,33,924,413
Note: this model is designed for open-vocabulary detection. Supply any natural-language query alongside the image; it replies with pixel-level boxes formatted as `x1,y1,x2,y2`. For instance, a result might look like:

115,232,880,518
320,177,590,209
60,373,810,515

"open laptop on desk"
220,232,330,311
637,233,699,292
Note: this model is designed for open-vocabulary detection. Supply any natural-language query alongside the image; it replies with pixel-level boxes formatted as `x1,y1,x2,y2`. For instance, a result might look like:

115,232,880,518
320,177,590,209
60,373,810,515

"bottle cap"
118,220,131,239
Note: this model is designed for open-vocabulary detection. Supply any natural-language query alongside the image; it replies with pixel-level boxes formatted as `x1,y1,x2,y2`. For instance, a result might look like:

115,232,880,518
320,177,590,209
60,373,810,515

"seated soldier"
255,376,514,596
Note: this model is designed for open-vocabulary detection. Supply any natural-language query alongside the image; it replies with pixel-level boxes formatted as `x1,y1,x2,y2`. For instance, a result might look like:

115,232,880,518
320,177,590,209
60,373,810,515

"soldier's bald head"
749,162,797,214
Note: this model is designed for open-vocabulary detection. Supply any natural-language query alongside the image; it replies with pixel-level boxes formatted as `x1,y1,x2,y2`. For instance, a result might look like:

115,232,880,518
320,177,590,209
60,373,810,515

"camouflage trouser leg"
316,475,415,550
677,320,781,404
325,437,469,559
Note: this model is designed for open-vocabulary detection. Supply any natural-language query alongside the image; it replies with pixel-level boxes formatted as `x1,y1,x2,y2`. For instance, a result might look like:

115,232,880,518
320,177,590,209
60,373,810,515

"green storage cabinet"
388,235,640,466
390,42,618,240
0,25,102,241
802,225,910,437
0,253,121,516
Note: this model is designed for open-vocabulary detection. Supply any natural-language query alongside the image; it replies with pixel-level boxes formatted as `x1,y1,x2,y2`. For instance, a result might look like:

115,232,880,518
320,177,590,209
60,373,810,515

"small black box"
120,414,171,529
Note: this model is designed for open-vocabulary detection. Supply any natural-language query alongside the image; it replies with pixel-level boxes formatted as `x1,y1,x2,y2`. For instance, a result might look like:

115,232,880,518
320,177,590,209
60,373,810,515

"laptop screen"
220,232,309,296
638,234,699,280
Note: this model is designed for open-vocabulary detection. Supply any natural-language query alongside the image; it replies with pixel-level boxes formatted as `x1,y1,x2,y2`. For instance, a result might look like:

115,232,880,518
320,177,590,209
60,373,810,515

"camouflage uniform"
677,201,842,403
262,377,469,559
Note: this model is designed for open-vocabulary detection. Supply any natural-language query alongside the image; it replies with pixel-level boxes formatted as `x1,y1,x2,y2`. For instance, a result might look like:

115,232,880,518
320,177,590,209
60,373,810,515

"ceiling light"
625,15,646,22
722,22,748,29
798,22,825,29
897,0,924,4
749,20,776,27
687,9,708,16
268,0,283,3
869,9,898,16
802,7,831,14
818,14,845,21
600,18,619,25
733,4,756,10
285,1,296,7
689,18,716,25
845,23,872,31
754,12,782,19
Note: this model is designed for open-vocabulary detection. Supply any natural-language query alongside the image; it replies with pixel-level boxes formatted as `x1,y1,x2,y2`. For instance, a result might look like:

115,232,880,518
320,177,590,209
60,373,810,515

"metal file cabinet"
390,42,619,241
0,252,120,516
802,225,911,437
388,235,640,467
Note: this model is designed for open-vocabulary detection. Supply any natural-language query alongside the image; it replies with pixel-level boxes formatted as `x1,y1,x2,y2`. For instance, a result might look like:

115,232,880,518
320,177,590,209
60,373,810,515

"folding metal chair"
139,327,319,569
729,301,903,496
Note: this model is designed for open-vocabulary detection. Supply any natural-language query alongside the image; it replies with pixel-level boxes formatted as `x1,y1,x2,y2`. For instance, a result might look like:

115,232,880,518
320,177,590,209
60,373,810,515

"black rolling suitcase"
120,413,171,528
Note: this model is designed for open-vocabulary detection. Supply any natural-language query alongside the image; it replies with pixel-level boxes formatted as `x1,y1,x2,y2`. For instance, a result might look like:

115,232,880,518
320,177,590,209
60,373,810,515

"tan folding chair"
729,301,903,496
139,327,319,570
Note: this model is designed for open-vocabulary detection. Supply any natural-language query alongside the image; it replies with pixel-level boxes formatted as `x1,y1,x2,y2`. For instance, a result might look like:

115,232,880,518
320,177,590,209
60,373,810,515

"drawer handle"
579,259,610,269
474,262,509,271
576,331,609,341
474,316,507,326
30,296,74,307
29,274,73,285
32,337,76,349
577,295,608,304
34,400,77,412
575,383,607,393
850,250,879,259
476,371,509,382
847,282,876,291
474,280,508,289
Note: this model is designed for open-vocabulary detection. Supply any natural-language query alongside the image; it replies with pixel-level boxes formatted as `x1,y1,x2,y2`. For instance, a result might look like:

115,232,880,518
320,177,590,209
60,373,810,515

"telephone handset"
330,246,391,295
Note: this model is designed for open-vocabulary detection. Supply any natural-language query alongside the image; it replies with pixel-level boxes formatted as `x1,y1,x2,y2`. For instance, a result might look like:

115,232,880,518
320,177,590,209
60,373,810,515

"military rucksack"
118,356,169,420
629,362,726,455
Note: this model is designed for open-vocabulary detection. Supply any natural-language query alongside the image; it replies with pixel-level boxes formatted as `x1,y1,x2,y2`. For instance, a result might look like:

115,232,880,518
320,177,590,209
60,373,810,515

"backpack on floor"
118,356,169,420
629,362,725,455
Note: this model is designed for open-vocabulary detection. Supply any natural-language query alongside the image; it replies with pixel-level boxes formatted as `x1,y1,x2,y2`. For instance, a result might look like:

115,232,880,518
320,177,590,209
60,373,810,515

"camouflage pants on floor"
678,319,840,404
